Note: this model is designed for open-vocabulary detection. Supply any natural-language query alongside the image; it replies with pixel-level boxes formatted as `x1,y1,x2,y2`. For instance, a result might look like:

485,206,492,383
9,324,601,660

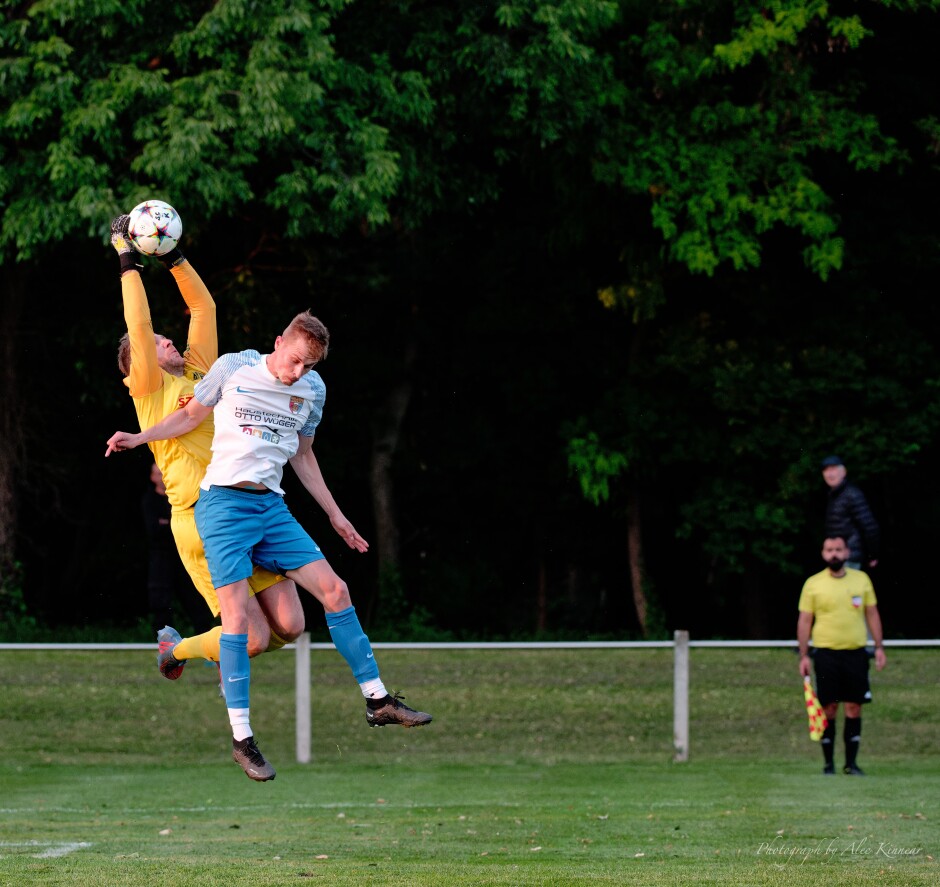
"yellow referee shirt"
797,568,877,650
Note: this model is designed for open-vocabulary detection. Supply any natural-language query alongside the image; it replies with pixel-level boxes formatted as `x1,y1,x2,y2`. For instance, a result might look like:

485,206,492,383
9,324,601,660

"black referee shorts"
813,647,871,706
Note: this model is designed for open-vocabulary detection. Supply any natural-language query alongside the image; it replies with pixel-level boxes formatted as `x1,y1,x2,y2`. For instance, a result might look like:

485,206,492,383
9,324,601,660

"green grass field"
0,647,936,885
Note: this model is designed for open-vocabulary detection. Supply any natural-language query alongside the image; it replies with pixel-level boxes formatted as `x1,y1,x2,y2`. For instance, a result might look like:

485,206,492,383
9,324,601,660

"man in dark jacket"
821,455,880,570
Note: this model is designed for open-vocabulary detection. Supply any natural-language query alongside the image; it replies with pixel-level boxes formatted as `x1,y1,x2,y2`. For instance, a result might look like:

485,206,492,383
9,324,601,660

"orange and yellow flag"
803,676,828,741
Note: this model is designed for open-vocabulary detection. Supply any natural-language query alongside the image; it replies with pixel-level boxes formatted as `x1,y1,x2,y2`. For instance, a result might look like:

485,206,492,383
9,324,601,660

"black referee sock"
844,717,862,768
821,722,835,766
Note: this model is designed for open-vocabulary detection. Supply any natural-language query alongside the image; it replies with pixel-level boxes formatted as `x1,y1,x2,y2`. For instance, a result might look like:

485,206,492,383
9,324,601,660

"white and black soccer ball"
127,200,182,256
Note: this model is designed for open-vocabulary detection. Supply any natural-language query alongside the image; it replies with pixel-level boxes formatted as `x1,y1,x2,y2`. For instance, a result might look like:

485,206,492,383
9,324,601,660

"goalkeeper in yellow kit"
111,214,304,676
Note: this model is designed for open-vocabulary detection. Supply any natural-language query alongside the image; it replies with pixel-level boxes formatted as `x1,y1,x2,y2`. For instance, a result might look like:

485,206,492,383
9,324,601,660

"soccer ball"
127,200,182,256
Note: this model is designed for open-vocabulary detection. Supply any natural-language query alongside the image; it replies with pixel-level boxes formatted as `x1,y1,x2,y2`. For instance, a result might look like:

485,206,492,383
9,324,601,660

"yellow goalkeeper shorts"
170,506,286,616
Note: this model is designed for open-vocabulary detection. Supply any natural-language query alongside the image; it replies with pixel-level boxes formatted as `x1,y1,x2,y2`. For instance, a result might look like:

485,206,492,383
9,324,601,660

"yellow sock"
172,626,223,663
266,629,288,653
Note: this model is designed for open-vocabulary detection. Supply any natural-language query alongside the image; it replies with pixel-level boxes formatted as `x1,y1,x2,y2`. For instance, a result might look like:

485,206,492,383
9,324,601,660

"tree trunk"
0,267,26,579
626,486,649,636
535,558,548,633
742,553,768,639
624,313,652,637
368,340,416,616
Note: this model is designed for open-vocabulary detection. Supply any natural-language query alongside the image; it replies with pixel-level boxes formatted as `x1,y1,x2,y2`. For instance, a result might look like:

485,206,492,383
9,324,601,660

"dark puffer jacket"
825,480,880,563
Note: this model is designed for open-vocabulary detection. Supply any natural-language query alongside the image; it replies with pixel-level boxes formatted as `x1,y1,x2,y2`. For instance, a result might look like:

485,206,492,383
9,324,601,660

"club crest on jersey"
177,394,194,410
851,596,863,608
289,396,304,415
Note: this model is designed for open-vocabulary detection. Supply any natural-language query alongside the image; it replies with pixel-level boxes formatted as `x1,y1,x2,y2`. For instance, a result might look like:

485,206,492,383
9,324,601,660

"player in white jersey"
106,311,432,781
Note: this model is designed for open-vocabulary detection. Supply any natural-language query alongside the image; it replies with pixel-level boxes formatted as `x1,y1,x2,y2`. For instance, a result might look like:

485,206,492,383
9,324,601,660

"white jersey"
194,350,325,495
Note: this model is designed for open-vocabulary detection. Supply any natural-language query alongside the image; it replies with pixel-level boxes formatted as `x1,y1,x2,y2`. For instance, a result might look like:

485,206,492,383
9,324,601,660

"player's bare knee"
247,625,271,657
323,580,351,612
282,616,304,642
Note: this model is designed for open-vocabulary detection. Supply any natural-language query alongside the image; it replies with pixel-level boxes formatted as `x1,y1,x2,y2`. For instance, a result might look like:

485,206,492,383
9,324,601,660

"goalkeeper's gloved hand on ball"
110,214,142,276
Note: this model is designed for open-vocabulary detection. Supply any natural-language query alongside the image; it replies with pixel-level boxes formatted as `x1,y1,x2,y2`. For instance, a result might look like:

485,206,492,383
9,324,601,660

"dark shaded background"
5,1,940,641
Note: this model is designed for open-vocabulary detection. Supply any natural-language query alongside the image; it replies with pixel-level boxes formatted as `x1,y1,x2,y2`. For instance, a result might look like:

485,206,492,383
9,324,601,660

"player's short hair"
117,333,131,376
283,311,330,361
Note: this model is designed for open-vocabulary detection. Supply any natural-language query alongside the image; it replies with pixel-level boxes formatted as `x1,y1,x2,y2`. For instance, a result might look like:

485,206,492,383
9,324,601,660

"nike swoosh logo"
227,675,248,683
366,652,374,659
236,386,254,393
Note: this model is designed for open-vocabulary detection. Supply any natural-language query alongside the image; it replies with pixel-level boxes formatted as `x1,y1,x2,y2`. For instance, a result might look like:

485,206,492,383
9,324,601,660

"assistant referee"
797,536,887,776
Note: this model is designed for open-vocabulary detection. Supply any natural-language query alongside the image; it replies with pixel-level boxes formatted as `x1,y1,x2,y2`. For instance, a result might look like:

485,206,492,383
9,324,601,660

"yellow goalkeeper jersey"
122,262,217,512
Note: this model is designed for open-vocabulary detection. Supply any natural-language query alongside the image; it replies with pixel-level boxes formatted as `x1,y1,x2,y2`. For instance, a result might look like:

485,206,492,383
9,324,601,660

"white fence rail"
2,635,937,763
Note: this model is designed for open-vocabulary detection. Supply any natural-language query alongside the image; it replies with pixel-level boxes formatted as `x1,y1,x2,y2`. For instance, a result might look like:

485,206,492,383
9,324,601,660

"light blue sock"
326,606,380,683
219,633,250,711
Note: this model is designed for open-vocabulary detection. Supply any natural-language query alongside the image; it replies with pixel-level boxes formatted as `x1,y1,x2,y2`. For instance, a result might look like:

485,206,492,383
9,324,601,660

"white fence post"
295,632,311,763
674,629,689,762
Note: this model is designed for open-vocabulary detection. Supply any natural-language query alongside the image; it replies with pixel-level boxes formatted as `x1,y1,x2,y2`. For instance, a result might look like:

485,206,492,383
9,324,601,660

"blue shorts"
194,485,324,589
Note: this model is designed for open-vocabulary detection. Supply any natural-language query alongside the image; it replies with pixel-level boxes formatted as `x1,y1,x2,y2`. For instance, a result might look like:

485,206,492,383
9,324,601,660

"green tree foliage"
405,0,924,279
3,1,930,262
551,0,940,615
0,0,433,259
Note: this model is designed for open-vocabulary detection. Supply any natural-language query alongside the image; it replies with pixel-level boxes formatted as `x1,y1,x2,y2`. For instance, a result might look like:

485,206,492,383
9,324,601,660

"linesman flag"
803,676,828,741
